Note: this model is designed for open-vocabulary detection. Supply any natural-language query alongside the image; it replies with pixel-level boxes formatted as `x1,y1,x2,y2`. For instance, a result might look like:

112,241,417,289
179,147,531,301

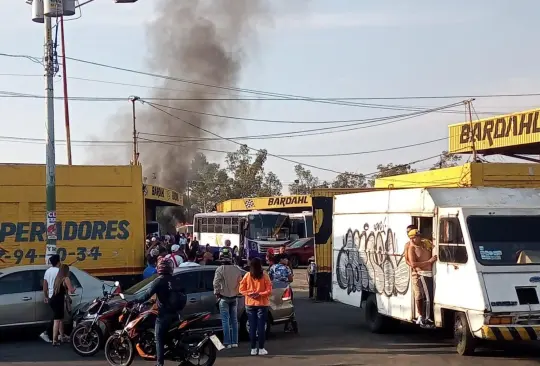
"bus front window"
248,214,289,240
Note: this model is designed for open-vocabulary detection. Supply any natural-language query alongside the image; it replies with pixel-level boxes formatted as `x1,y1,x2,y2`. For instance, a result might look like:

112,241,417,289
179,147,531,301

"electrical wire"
141,99,457,177
4,52,540,103
0,133,453,158
137,101,465,140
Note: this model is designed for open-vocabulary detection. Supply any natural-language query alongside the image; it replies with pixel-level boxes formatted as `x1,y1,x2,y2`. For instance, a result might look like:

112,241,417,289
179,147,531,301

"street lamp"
24,0,138,264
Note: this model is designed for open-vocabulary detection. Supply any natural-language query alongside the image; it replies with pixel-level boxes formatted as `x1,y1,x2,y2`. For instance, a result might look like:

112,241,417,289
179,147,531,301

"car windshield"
467,215,540,266
124,275,158,295
288,239,307,249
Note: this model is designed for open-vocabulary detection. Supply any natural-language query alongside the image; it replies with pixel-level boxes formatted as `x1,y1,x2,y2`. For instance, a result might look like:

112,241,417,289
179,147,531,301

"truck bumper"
480,325,540,341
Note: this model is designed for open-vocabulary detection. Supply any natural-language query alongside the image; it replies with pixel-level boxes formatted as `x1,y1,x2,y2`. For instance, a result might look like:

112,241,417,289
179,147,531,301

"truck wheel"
454,312,476,356
365,293,394,333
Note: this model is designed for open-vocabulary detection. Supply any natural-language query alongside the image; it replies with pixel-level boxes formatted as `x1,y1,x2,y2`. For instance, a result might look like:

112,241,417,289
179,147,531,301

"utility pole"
44,15,57,264
466,99,477,163
129,96,140,165
60,15,72,165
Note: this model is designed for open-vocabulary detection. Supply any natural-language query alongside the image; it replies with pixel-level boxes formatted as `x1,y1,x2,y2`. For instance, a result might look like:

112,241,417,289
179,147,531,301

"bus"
176,224,194,235
193,211,291,260
289,211,313,240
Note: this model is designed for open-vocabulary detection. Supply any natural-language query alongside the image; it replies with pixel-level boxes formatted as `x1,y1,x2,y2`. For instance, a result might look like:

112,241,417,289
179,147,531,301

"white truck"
332,187,540,355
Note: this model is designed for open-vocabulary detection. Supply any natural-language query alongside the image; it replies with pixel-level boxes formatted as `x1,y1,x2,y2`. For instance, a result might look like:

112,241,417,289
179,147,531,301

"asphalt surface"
1,276,540,365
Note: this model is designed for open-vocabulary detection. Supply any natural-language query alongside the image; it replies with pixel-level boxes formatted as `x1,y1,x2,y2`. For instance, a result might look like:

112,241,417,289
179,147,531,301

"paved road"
1,279,539,365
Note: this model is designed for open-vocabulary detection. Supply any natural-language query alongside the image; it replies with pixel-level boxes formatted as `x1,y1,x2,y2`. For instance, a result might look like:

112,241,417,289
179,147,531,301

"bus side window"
223,217,232,234
231,218,239,234
438,217,467,264
207,218,216,233
201,218,209,233
215,217,223,233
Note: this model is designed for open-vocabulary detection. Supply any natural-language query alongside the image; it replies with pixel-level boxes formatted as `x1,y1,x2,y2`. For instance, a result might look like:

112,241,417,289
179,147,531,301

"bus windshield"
248,213,289,240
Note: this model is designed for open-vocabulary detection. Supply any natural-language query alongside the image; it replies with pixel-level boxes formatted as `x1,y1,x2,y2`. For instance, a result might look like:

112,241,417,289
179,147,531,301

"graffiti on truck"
336,221,409,296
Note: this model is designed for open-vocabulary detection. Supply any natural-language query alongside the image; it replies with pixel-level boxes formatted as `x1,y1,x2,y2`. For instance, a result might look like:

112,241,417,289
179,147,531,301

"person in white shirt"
39,254,61,343
164,245,184,268
179,250,200,267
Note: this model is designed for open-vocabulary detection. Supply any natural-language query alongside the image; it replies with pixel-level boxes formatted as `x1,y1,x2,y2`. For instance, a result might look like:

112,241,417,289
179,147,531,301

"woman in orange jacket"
239,257,272,356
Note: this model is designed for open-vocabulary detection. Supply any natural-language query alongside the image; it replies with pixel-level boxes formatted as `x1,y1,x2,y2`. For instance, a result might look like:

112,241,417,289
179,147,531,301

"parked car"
285,238,314,268
0,265,117,332
122,265,295,338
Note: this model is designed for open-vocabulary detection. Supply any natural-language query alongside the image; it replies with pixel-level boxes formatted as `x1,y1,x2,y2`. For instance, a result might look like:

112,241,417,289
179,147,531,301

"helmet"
220,248,232,262
157,258,173,275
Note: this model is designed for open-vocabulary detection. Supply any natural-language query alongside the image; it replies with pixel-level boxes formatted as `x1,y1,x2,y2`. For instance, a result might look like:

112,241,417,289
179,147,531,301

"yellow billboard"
143,184,183,206
448,108,540,154
217,195,311,212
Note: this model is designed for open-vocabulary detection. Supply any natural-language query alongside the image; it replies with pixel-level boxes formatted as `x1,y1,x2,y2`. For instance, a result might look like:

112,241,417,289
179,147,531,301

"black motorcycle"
71,281,126,357
104,294,223,366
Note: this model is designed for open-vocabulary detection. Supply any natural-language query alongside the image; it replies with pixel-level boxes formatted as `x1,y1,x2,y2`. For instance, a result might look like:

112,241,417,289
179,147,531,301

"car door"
0,270,37,327
34,269,51,323
67,271,83,311
174,271,203,317
199,268,222,329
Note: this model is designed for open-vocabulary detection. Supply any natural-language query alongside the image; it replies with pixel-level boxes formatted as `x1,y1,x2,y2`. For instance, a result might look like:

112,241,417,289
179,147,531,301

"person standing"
239,257,272,356
213,248,243,348
179,251,200,267
50,264,76,345
136,259,184,366
143,257,158,279
164,244,184,268
190,235,200,254
406,229,437,328
40,254,61,343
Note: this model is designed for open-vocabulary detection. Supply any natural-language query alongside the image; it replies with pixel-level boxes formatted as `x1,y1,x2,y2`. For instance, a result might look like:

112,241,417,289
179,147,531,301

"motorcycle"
104,293,224,366
71,281,126,357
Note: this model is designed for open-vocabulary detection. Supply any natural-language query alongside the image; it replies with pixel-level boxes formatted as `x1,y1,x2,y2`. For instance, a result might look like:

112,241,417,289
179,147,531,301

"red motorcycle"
104,294,223,366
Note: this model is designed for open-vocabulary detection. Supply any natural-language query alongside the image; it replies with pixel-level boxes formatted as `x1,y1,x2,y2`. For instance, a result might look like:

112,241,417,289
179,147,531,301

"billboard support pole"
466,99,477,162
44,15,58,264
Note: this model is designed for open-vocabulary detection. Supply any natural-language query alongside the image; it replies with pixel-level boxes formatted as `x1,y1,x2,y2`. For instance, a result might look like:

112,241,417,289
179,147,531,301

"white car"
0,265,116,330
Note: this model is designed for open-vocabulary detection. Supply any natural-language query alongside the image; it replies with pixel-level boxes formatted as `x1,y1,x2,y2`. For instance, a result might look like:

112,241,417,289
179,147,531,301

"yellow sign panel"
143,184,183,206
217,195,311,212
448,108,540,154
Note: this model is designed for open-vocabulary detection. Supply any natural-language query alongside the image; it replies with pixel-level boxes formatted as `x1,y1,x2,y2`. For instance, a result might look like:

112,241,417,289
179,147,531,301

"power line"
4,52,540,103
137,101,465,140
0,134,451,158
140,99,459,177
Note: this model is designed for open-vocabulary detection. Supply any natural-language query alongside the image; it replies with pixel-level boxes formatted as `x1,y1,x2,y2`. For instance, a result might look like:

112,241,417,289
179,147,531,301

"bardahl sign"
267,195,309,207
456,110,540,147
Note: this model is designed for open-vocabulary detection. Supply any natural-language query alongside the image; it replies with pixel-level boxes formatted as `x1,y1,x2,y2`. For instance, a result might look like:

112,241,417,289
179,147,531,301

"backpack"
166,279,187,312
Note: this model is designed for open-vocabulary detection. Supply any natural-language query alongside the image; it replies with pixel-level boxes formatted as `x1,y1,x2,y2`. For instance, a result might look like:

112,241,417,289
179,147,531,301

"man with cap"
164,244,184,268
213,247,243,348
406,228,437,328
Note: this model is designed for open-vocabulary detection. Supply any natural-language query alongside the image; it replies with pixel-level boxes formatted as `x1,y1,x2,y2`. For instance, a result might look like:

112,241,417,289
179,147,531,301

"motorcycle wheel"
104,334,135,366
71,324,103,357
181,338,217,366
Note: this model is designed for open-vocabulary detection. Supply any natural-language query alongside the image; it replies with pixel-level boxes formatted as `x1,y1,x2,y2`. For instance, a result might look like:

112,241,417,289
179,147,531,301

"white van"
332,187,540,355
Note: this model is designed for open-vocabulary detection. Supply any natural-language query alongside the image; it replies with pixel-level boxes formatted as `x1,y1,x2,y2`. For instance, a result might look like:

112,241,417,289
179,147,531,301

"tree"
332,172,367,188
430,151,462,170
186,153,232,216
367,163,417,187
225,145,282,198
259,172,283,197
288,165,321,194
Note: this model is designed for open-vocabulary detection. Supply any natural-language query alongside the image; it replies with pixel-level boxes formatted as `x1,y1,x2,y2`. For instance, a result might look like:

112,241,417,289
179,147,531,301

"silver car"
0,265,114,330
123,265,295,337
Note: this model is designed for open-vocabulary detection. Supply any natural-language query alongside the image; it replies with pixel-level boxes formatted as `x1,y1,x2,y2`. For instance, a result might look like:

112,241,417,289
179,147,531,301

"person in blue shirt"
143,257,158,279
268,255,293,283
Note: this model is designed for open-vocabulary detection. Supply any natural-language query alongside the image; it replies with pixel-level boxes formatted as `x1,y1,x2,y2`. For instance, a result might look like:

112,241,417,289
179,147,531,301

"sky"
1,0,539,193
